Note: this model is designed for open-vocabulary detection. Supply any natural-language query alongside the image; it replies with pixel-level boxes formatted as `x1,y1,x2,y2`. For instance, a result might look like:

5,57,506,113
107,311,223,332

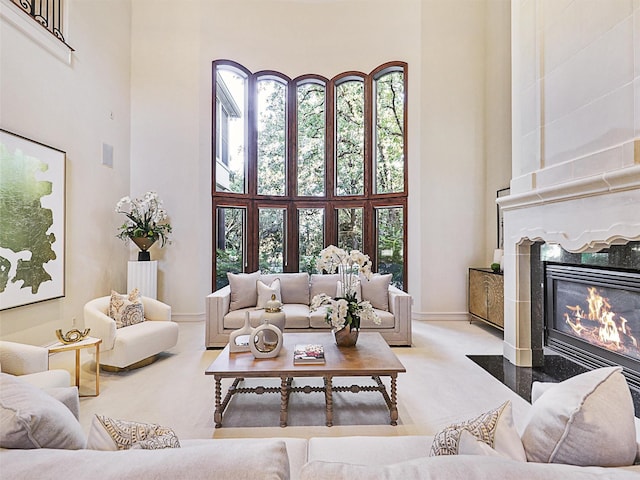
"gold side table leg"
75,350,80,389
94,343,100,396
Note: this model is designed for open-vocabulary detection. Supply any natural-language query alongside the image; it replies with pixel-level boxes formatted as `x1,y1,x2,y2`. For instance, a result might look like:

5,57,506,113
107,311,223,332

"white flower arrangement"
115,191,172,246
311,245,380,331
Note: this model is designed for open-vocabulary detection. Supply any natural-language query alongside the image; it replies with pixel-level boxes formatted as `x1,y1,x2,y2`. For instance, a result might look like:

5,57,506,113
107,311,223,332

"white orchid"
115,191,172,246
310,245,381,331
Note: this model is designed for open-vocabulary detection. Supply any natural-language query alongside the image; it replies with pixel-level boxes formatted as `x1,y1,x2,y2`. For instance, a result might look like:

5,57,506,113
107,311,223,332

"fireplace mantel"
498,162,640,368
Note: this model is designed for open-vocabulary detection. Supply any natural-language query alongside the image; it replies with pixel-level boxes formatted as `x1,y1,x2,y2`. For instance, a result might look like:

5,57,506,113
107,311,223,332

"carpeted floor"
49,319,640,441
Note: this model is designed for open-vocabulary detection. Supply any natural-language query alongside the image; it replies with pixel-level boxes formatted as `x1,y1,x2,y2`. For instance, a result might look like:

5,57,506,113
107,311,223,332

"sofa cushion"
360,274,392,311
300,455,639,480
261,273,310,305
430,401,525,461
310,274,340,299
521,366,636,467
228,271,260,311
0,373,86,450
87,414,180,451
282,304,312,328
0,440,291,480
225,305,311,329
109,288,144,328
257,278,282,309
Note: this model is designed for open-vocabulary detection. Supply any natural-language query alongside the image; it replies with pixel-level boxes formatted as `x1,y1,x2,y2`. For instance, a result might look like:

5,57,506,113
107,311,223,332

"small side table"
48,336,102,397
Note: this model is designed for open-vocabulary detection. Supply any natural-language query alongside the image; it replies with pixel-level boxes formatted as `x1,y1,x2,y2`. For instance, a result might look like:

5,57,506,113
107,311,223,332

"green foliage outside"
215,67,405,287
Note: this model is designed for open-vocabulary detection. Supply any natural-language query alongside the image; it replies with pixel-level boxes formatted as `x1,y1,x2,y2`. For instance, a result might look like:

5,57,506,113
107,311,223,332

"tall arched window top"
212,60,408,290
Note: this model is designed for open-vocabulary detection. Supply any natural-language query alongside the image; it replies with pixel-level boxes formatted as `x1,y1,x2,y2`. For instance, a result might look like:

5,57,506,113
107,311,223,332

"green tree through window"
212,61,407,290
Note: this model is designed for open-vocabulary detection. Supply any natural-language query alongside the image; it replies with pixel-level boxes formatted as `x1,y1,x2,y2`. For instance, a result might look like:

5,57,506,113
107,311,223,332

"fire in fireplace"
545,264,640,389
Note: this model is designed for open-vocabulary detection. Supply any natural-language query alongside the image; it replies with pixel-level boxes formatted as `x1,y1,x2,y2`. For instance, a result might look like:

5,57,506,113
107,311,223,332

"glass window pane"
259,208,285,273
215,67,247,194
298,208,324,273
215,207,245,289
337,207,363,251
375,71,405,194
297,82,326,196
335,80,364,196
377,207,404,289
257,79,287,196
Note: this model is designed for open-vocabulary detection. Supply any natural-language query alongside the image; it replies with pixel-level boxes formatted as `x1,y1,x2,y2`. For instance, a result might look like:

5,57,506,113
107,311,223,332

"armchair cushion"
109,288,144,328
0,341,49,375
0,373,86,450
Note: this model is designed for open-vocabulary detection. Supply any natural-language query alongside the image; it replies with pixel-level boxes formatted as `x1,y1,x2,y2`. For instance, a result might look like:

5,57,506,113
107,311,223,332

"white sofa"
206,272,412,347
1,366,639,479
83,296,179,370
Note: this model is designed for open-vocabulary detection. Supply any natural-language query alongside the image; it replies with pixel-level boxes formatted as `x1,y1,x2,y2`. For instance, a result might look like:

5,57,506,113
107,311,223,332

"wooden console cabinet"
468,268,504,330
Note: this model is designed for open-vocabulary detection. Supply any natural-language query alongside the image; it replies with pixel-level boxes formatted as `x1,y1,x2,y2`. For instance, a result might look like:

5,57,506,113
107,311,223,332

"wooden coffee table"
205,332,406,428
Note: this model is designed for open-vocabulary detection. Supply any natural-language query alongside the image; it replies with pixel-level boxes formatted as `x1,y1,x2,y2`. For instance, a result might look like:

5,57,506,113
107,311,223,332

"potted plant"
310,245,381,346
115,191,172,261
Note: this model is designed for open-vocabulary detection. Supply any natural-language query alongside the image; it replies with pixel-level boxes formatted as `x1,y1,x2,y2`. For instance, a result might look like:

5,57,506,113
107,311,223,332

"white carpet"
48,319,640,442
48,320,525,440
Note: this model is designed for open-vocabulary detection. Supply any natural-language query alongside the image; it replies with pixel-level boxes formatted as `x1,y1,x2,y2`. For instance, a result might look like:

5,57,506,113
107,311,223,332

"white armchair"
0,340,71,389
83,296,179,371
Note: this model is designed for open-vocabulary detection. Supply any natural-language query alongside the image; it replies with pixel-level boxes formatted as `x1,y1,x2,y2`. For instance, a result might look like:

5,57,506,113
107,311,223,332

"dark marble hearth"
468,354,640,417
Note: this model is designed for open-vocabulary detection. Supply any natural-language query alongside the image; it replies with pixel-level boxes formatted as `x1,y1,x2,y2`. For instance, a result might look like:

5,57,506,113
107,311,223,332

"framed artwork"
0,129,66,310
496,187,510,249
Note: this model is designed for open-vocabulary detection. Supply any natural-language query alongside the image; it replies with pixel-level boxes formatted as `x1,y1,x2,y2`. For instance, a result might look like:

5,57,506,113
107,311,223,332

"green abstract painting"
0,130,65,310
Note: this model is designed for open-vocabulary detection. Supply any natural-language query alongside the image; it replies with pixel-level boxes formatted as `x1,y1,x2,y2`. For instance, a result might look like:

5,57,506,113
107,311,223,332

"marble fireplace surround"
498,161,640,368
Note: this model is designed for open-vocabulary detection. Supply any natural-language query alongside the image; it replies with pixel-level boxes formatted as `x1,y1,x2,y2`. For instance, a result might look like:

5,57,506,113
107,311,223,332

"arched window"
213,60,408,290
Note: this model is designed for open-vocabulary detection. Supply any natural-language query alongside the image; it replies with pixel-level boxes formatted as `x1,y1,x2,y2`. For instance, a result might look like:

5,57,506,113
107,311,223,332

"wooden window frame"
212,60,408,289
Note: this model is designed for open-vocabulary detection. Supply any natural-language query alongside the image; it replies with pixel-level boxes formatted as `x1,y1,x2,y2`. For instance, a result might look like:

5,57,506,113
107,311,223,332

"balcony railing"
11,0,69,46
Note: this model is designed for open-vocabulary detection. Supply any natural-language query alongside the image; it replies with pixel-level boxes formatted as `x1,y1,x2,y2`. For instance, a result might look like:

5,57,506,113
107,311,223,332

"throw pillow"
256,278,282,309
521,366,636,467
359,273,392,311
227,271,260,311
109,288,144,328
87,414,180,451
336,279,362,302
429,400,526,461
0,373,86,449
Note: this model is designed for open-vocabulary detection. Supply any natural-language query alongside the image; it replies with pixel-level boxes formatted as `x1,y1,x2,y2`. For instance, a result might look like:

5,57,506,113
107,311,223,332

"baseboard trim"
413,312,471,322
171,313,205,322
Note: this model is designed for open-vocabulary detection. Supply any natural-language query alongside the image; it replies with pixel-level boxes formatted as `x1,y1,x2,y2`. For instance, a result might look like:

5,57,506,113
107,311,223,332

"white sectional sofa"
205,272,412,347
1,364,639,479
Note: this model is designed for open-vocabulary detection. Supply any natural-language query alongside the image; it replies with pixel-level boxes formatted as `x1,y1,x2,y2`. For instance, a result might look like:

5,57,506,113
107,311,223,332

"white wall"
0,0,132,345
128,0,511,319
1,0,513,345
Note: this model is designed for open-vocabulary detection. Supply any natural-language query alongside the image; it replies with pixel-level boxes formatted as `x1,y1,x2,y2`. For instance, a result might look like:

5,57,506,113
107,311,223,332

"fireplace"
544,263,640,390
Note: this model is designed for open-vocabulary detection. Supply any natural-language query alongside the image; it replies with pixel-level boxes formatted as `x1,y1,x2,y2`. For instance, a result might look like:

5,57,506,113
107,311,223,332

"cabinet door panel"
486,274,504,328
469,269,487,319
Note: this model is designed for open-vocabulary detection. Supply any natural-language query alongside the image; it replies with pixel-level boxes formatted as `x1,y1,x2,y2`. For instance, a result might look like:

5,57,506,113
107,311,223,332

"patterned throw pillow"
87,414,180,450
429,401,526,461
256,278,282,309
109,288,144,328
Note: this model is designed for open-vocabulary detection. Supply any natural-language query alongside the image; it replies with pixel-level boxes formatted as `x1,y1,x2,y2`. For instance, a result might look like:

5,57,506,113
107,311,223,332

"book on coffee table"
293,344,325,364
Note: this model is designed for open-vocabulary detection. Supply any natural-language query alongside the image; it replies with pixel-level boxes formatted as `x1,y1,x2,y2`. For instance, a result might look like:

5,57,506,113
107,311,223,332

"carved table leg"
324,375,333,427
390,373,399,426
280,376,289,427
214,376,222,428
